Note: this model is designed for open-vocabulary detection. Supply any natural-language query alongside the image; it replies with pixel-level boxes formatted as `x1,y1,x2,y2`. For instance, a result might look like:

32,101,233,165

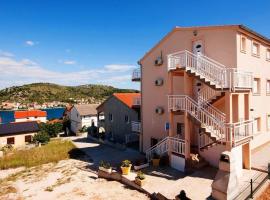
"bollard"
250,179,253,199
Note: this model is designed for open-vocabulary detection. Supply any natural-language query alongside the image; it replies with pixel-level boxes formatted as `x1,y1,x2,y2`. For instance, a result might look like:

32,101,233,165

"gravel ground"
0,159,150,200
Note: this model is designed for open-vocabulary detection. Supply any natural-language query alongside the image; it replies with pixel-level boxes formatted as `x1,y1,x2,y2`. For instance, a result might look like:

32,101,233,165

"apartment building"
133,25,270,175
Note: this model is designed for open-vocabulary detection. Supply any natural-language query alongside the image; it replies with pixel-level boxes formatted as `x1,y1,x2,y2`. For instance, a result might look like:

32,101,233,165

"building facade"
70,104,99,134
134,25,270,175
97,93,141,145
0,121,39,148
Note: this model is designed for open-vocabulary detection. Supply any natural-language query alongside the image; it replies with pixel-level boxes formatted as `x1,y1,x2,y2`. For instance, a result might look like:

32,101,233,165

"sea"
0,107,65,124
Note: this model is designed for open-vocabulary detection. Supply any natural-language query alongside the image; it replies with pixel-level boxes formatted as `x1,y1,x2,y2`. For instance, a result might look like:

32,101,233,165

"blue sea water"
0,107,65,124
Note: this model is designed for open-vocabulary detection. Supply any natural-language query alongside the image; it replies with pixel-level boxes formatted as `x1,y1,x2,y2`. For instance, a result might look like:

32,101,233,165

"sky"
0,0,270,90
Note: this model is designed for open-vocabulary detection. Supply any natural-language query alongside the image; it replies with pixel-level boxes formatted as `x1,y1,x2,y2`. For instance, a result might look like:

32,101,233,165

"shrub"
99,160,111,169
121,160,131,167
39,122,63,138
1,144,14,153
79,125,88,133
136,171,145,180
33,132,50,144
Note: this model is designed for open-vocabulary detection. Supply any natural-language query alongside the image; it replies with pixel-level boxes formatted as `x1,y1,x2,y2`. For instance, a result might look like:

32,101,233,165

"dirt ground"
0,159,150,200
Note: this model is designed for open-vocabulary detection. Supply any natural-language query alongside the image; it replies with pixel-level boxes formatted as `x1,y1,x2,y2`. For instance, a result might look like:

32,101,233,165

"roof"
0,121,39,136
113,93,141,108
74,104,99,116
139,24,270,63
14,110,47,119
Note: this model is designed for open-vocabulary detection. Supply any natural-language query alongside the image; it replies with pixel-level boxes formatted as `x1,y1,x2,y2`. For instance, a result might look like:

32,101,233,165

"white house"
14,110,47,123
70,104,99,134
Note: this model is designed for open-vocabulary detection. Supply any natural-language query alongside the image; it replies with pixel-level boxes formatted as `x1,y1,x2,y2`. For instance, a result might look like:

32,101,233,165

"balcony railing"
132,96,141,106
132,68,141,81
167,50,253,90
131,121,141,132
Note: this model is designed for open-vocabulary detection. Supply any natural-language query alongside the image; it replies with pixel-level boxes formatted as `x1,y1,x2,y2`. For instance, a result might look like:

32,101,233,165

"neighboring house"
96,93,141,145
14,110,47,123
70,104,99,134
0,121,39,148
134,25,270,176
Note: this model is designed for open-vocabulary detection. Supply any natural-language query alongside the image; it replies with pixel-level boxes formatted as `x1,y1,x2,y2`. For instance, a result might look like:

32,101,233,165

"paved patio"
252,142,270,172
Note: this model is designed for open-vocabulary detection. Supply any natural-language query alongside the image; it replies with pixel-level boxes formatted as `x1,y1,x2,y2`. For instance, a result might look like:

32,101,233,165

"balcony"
131,121,141,133
132,68,141,81
167,50,253,91
132,96,141,107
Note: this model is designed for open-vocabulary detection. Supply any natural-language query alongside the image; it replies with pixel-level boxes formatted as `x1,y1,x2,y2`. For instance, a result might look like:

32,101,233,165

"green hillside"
0,83,138,104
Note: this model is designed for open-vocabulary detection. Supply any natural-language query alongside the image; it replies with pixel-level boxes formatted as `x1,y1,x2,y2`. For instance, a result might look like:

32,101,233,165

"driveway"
70,136,144,169
252,142,270,172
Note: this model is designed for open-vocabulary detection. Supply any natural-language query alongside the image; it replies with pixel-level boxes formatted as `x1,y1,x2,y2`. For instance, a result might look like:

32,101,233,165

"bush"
39,122,63,138
121,160,131,167
33,132,50,144
136,171,145,180
99,160,111,169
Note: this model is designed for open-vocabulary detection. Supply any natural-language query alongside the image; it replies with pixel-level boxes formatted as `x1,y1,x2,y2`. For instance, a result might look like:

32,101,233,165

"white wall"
15,117,47,123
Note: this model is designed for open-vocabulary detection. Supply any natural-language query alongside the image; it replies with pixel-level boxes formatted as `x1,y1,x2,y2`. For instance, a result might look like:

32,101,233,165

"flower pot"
99,166,112,174
121,164,132,175
152,158,160,167
135,177,145,187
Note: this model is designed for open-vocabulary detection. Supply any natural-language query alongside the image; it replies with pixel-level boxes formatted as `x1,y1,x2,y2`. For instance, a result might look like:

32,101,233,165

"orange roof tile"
113,93,141,108
14,110,47,119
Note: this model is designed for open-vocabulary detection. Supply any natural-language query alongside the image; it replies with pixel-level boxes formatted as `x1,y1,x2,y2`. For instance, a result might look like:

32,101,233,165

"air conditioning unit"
155,107,164,115
154,56,163,66
155,78,164,86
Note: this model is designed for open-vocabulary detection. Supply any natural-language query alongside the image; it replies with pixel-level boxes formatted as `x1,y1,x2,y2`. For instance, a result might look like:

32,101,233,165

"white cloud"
63,60,76,65
0,54,137,89
25,40,38,46
0,50,14,57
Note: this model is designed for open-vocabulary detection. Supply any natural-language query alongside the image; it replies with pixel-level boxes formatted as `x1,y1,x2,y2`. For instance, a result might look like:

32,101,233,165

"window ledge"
252,54,260,58
253,93,261,96
241,50,246,54
266,93,270,96
266,58,270,62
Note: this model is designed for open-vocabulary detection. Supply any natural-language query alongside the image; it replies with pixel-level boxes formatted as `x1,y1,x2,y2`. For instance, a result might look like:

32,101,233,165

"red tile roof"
14,110,47,119
113,93,141,108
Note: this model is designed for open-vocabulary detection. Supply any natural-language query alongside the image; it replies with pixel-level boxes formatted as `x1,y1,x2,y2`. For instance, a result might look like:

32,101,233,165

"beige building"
0,121,39,148
133,25,270,176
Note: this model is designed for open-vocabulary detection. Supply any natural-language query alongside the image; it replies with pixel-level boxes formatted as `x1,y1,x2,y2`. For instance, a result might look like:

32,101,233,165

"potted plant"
152,153,160,167
121,160,132,175
175,190,191,200
99,160,112,173
135,171,146,186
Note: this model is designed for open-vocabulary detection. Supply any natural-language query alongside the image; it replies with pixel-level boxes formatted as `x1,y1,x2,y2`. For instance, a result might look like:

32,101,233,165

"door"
193,40,204,55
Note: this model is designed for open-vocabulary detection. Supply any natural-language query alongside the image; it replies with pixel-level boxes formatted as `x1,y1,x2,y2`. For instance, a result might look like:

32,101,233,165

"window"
267,115,270,131
254,117,261,133
266,49,270,61
240,36,247,52
266,80,270,95
7,137,15,145
124,115,130,123
252,41,260,57
109,113,113,122
25,135,32,143
253,78,260,95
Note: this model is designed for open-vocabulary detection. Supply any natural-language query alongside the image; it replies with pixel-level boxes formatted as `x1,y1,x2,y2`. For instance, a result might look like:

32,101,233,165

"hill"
0,83,138,104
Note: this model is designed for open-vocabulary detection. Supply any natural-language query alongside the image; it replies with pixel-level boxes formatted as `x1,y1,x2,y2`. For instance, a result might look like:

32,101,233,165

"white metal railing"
168,95,226,140
132,96,141,106
131,121,141,132
132,68,141,81
229,68,253,90
225,119,254,144
167,50,253,90
145,136,185,161
168,95,254,144
198,86,222,104
199,133,215,149
168,50,227,88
